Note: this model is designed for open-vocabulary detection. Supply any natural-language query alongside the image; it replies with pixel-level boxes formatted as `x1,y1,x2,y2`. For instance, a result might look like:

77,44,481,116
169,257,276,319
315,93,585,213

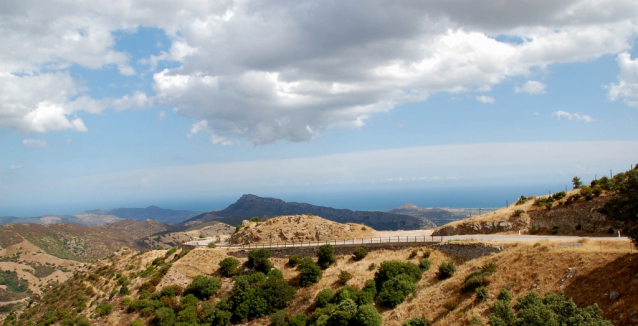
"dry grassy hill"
229,214,375,245
5,239,636,325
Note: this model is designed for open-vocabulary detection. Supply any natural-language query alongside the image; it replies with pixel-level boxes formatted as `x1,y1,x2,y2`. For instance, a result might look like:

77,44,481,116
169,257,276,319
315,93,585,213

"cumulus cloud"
1,0,637,142
607,52,638,108
476,95,495,103
22,139,48,148
516,81,547,94
551,110,594,122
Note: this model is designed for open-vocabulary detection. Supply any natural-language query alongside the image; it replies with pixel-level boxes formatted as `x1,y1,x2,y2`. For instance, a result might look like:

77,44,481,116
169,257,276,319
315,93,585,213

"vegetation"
489,290,613,325
316,244,336,269
95,303,113,316
513,209,525,217
219,257,241,277
288,254,303,267
599,167,638,246
374,260,422,308
419,259,431,272
461,262,497,293
296,257,322,287
353,247,368,261
403,317,433,326
0,270,29,294
307,285,381,326
437,260,456,280
572,176,582,188
183,275,221,300
338,270,353,285
515,195,528,205
247,248,273,273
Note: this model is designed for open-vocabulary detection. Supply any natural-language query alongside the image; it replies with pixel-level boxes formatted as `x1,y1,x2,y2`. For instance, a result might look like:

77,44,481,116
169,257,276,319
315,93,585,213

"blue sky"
1,1,638,216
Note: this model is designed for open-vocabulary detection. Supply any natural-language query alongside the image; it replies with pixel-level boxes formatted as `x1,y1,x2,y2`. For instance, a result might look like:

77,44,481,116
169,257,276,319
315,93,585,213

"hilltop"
386,204,496,227
229,214,375,244
183,194,436,231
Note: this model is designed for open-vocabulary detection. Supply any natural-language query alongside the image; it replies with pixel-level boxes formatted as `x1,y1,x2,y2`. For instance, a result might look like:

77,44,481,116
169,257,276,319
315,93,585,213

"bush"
247,249,273,273
338,270,353,285
130,321,144,326
316,244,335,269
608,227,615,234
353,247,368,261
409,249,418,259
288,313,307,326
489,291,613,326
437,261,456,280
516,195,528,205
552,191,567,200
184,275,221,300
250,216,259,222
268,268,283,279
219,257,241,277
476,286,489,301
530,225,538,234
95,303,113,316
550,225,559,235
288,255,303,267
497,288,512,302
572,176,582,188
314,288,334,308
374,260,422,290
580,185,593,200
297,257,322,287
352,304,383,326
269,310,287,326
593,185,603,197
419,259,431,272
403,317,433,326
154,307,176,326
422,250,431,259
208,242,216,248
376,274,417,308
368,263,376,271
513,209,525,217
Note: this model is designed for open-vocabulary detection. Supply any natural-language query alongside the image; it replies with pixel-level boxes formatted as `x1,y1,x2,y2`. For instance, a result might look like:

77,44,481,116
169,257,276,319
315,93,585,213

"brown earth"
229,214,375,245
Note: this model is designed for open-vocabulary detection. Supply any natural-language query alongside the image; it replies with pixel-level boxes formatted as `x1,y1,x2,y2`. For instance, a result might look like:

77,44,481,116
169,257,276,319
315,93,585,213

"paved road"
186,234,630,249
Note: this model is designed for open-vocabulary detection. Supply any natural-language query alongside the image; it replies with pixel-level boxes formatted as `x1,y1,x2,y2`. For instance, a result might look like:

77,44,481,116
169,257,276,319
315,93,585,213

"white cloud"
1,1,637,142
22,139,48,148
551,110,594,122
158,110,166,121
607,52,638,108
9,165,23,170
476,95,495,103
516,81,547,94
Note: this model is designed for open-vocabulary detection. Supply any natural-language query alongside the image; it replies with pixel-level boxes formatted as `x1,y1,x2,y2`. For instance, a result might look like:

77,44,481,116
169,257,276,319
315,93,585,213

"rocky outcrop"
431,242,505,260
433,196,624,236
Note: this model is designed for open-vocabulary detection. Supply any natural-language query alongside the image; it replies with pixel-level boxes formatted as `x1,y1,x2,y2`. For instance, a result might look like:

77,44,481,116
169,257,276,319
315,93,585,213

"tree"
314,289,334,308
297,257,322,287
183,275,220,300
352,305,383,326
572,176,583,189
154,307,176,326
219,257,241,277
316,244,336,269
353,247,368,261
247,248,273,273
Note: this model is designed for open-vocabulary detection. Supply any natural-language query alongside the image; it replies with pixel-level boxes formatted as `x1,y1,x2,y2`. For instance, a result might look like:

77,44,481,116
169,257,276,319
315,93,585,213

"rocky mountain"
0,206,202,226
182,194,437,230
386,204,496,227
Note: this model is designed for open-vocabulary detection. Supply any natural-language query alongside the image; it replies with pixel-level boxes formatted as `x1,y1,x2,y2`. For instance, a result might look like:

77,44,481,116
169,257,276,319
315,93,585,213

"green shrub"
297,257,322,287
368,263,376,271
268,268,283,279
338,270,353,285
314,289,334,308
419,259,431,272
316,244,335,269
95,303,113,316
288,313,307,326
247,249,273,273
409,249,418,259
250,216,259,222
219,257,241,277
572,176,582,188
422,250,431,259
476,286,489,302
376,274,417,308
488,291,613,326
515,195,528,205
437,261,456,280
593,185,603,197
130,321,144,326
154,307,176,326
374,260,422,290
183,275,220,300
552,191,567,200
513,209,525,217
352,304,383,326
530,225,538,234
288,255,303,267
581,185,593,200
497,288,512,302
403,317,432,326
269,310,287,326
550,225,559,235
353,247,368,261
207,242,216,248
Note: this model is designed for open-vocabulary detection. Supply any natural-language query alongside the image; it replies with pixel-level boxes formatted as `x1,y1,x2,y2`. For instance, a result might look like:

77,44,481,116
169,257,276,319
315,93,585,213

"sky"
2,0,638,216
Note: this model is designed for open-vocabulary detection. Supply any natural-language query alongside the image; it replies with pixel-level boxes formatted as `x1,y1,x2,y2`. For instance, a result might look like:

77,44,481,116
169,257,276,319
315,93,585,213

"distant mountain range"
385,204,496,227
0,206,203,226
181,194,437,230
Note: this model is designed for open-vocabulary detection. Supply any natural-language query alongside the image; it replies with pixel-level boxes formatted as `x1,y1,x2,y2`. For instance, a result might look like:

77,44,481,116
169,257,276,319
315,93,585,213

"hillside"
4,239,635,325
229,215,375,244
433,189,624,237
0,206,202,226
386,204,496,227
183,194,436,231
